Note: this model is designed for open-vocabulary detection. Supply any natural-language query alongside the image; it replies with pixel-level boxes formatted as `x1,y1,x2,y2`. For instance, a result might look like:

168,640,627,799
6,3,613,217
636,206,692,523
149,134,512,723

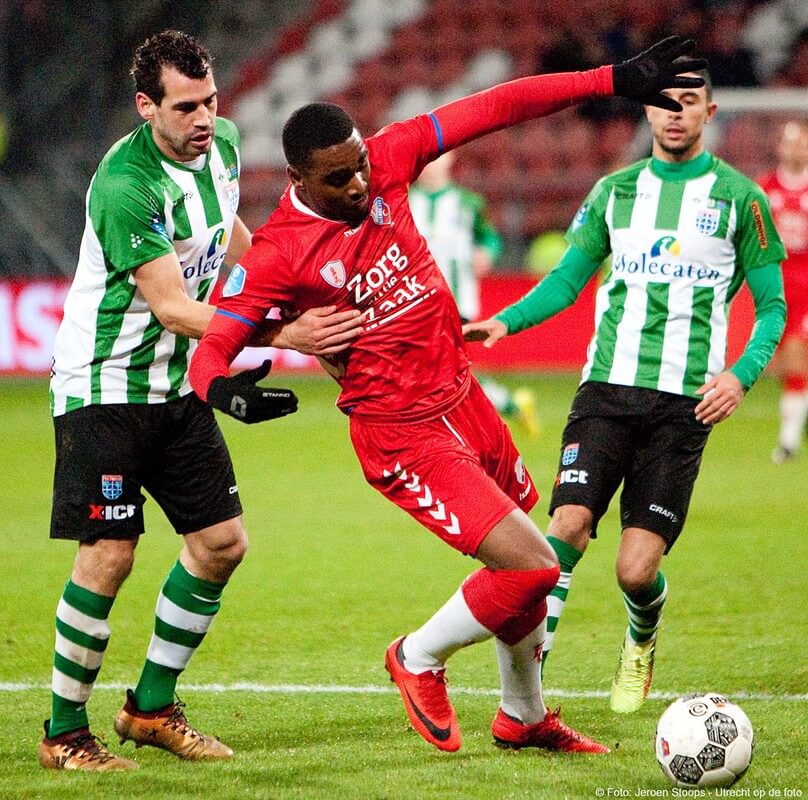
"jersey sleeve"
730,261,786,390
565,177,613,264
734,184,787,271
370,116,441,186
190,233,294,400
89,170,175,273
370,67,613,187
216,231,296,325
495,245,600,334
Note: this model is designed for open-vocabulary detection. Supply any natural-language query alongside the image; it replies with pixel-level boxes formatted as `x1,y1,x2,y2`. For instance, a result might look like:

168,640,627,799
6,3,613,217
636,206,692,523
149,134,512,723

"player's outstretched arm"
462,318,508,349
206,360,298,424
430,36,706,152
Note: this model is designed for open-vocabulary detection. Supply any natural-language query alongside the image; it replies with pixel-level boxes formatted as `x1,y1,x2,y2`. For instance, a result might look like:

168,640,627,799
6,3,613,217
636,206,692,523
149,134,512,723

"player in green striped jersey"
410,152,540,438
41,31,361,771
464,64,786,713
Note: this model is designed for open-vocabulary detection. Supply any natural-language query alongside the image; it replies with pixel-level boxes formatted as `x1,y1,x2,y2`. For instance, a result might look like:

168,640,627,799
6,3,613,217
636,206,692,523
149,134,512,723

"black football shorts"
548,381,711,551
50,393,242,541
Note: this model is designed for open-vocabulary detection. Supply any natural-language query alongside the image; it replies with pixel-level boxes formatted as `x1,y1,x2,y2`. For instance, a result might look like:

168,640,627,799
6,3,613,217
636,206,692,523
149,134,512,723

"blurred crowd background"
1,0,807,277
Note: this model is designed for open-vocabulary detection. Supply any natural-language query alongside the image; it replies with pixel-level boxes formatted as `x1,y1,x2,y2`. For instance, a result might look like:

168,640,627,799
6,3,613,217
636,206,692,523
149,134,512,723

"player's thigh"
350,415,517,556
548,387,634,534
145,394,243,535
454,378,539,511
51,405,148,541
620,403,710,552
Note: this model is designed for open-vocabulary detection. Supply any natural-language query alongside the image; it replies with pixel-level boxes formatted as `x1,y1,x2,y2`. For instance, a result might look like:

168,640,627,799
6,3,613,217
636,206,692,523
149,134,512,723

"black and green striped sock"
541,535,583,674
133,560,225,712
49,580,114,737
623,571,667,643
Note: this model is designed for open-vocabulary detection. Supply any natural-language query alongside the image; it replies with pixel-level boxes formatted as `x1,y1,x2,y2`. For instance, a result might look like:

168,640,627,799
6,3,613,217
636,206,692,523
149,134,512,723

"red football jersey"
217,116,467,420
190,67,612,419
759,168,808,267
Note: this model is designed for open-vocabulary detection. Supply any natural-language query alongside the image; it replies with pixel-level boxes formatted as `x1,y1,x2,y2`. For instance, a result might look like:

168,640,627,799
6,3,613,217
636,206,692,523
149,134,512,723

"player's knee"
548,505,592,550
616,561,656,596
216,526,249,572
477,510,557,570
193,521,248,580
75,537,137,593
462,564,561,645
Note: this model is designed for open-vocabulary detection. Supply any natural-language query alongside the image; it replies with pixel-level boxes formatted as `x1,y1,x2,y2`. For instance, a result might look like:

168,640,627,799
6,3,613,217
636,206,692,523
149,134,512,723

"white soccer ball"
655,693,754,788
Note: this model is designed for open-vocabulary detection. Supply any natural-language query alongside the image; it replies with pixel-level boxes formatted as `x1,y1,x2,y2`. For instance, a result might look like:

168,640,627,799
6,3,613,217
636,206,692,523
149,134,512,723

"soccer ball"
655,693,754,787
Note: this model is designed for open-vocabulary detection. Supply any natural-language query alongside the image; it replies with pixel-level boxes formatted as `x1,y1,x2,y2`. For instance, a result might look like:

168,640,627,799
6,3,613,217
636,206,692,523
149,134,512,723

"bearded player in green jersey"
464,64,786,713
40,31,362,771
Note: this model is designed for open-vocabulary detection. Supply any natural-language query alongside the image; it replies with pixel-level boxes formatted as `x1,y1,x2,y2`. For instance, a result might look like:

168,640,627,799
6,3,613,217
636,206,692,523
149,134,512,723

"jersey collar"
649,151,713,181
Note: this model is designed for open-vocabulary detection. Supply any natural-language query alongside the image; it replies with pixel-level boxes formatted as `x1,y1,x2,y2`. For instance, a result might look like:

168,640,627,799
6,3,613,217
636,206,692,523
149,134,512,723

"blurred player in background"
40,30,360,771
410,152,540,438
759,120,808,463
191,38,704,752
465,65,785,713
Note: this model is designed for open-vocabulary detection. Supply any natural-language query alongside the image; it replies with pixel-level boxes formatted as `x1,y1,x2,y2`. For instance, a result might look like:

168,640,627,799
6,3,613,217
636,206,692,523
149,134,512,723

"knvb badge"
101,474,123,501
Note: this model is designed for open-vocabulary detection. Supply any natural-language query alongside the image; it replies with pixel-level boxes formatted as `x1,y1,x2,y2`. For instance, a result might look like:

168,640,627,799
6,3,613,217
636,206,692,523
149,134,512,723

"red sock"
784,374,808,392
462,565,560,646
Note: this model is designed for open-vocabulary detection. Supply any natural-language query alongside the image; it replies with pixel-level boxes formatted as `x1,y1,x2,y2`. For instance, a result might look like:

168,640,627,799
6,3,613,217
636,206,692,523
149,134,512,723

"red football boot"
384,636,461,752
492,707,610,753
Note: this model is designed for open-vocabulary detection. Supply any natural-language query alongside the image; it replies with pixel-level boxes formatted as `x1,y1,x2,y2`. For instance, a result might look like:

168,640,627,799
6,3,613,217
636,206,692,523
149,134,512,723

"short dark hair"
673,56,712,101
131,30,212,105
282,103,357,171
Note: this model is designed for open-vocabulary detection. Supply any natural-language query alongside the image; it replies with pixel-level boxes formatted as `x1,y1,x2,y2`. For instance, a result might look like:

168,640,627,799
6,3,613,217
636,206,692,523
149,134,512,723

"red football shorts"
349,377,539,556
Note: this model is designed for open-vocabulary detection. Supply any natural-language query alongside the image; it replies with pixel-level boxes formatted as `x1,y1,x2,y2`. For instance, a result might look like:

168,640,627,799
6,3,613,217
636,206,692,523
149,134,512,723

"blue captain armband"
215,309,257,327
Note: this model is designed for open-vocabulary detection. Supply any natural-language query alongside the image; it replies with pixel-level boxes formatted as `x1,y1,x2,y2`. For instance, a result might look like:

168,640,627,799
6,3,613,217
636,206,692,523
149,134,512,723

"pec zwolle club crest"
101,474,123,500
561,443,579,466
695,207,720,236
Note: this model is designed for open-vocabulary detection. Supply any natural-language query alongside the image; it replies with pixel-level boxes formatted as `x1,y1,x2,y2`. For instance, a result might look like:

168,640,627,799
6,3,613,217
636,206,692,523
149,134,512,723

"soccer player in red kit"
191,37,705,753
760,120,808,462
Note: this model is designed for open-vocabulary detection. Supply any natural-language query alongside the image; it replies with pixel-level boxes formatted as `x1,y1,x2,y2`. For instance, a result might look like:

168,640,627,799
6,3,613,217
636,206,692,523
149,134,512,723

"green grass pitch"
0,374,805,800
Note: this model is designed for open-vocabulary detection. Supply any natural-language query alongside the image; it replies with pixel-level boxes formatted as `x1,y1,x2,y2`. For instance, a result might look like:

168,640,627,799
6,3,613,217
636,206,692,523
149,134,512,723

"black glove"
207,360,298,424
612,36,708,112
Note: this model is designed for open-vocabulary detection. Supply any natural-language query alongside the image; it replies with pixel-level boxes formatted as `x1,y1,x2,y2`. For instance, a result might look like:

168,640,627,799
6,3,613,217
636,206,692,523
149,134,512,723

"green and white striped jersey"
409,182,501,321
50,117,241,416
568,152,785,397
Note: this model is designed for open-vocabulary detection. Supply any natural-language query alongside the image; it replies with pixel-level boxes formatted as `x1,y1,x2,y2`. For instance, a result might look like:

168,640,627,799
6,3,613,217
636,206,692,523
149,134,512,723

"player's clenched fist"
207,360,298,423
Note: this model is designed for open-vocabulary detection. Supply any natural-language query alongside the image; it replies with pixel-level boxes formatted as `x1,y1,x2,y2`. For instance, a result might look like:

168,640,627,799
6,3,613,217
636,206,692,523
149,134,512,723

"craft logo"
320,259,346,289
101,474,123,501
222,264,246,297
561,443,579,466
370,197,392,226
650,236,680,257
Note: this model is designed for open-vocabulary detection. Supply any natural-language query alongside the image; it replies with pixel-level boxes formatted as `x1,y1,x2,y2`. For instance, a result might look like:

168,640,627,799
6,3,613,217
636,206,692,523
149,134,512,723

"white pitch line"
1,682,806,702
